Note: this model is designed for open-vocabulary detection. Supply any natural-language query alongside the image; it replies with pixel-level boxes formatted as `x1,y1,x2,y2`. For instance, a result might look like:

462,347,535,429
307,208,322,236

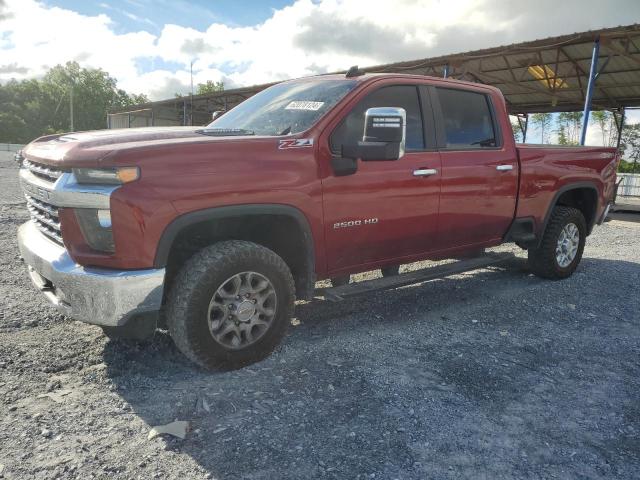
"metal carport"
108,23,640,144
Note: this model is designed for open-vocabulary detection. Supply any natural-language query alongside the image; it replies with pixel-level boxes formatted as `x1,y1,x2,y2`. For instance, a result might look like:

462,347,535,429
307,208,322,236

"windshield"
203,79,358,136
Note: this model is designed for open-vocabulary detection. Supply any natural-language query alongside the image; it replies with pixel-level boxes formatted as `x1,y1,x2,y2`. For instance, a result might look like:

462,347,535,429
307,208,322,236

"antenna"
345,65,364,78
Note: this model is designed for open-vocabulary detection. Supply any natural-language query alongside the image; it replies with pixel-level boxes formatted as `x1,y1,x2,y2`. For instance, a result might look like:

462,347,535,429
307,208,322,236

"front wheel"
528,206,586,279
166,240,295,369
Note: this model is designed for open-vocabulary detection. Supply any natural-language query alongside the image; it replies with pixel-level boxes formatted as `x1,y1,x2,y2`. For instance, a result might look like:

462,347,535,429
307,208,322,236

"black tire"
166,240,295,369
380,265,400,277
528,206,586,279
331,275,350,287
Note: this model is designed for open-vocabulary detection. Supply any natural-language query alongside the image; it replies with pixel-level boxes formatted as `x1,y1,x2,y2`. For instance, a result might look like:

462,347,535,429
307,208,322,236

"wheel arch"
537,182,599,247
155,204,316,300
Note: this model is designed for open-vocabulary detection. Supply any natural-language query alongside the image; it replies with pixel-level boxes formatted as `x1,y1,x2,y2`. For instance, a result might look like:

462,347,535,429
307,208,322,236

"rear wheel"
528,206,586,279
166,240,295,369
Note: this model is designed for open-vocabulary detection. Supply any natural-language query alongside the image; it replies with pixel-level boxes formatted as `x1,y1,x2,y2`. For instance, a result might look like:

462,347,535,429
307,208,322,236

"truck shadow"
101,255,640,479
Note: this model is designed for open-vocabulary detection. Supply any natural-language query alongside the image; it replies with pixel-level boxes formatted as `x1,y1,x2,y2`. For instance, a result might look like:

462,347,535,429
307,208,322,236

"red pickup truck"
17,72,619,368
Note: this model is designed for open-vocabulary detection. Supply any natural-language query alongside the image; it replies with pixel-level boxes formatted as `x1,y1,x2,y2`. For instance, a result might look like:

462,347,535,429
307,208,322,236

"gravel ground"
1,151,639,479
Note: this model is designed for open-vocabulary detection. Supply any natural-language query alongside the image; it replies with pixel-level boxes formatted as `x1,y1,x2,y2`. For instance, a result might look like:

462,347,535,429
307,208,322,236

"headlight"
73,167,139,185
75,209,115,253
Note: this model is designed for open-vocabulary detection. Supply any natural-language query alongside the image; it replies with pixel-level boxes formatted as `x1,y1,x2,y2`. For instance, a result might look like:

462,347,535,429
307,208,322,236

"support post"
614,108,625,152
443,64,449,78
517,114,529,143
580,38,600,145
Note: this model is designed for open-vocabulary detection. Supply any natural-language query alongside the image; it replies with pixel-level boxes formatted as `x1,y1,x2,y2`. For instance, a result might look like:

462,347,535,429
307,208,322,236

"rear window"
436,88,497,148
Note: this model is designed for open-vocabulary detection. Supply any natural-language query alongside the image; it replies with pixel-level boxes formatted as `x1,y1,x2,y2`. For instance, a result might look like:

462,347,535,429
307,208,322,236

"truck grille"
22,159,63,183
25,194,63,245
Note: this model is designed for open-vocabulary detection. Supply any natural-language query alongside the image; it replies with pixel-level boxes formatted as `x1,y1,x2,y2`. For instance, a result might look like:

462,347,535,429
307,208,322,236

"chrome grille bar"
22,159,63,182
26,204,61,231
24,193,63,245
33,223,63,244
25,194,59,218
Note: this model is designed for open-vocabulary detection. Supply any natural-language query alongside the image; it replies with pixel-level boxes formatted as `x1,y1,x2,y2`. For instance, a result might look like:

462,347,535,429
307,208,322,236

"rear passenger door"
431,86,518,249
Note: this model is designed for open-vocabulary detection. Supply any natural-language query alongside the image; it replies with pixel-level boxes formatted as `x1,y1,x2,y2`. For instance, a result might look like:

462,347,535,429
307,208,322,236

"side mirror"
342,107,406,162
211,110,225,121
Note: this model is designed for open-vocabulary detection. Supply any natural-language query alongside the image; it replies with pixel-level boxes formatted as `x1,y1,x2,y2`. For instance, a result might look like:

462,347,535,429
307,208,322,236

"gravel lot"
1,150,639,479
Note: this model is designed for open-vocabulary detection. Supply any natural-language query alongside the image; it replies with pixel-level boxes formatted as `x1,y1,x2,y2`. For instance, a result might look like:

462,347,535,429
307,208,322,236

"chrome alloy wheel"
555,222,580,268
207,271,277,349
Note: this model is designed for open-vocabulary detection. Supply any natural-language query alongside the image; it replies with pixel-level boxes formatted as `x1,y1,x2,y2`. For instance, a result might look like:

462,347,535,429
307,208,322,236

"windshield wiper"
279,126,292,135
197,128,255,136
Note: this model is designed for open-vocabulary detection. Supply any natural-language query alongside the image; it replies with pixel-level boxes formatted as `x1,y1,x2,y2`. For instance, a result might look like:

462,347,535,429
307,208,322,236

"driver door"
321,83,442,274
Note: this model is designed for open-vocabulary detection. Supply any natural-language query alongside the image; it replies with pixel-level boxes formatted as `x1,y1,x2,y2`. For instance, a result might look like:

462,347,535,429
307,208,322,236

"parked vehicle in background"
16,70,619,368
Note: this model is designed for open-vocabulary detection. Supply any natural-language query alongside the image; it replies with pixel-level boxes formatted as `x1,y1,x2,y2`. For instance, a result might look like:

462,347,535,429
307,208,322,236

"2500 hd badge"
333,218,379,229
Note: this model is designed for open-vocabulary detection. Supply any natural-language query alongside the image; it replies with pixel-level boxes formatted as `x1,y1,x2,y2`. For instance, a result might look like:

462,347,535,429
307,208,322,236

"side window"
436,88,497,148
331,85,425,154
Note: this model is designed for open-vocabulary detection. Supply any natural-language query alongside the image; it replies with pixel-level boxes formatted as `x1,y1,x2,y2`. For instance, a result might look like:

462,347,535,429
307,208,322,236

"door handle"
496,164,514,171
413,168,438,177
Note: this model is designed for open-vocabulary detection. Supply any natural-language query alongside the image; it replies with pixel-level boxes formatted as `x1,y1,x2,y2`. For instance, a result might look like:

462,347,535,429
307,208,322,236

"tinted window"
436,88,497,148
331,85,425,153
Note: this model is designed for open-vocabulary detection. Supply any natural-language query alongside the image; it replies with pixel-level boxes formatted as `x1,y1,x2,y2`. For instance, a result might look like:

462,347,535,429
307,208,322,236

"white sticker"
285,101,324,111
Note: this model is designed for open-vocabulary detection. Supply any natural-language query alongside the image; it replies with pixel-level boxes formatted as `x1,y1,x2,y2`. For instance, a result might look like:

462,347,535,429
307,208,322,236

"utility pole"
69,84,74,131
190,60,194,126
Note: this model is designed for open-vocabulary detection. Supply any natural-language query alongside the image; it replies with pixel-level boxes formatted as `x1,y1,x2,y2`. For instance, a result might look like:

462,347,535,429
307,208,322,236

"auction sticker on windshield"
285,101,324,111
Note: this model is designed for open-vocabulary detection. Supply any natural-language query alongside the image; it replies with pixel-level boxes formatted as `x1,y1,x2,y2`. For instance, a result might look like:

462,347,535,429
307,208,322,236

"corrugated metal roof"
111,23,640,119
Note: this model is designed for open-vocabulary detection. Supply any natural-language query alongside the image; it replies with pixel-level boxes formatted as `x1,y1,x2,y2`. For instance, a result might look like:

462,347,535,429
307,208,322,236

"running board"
318,252,516,302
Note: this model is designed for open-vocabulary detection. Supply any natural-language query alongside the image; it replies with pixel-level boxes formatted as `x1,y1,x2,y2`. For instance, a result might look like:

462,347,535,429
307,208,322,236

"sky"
1,0,640,142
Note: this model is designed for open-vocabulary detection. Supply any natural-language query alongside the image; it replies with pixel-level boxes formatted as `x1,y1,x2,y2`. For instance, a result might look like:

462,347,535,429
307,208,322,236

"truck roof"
285,72,502,94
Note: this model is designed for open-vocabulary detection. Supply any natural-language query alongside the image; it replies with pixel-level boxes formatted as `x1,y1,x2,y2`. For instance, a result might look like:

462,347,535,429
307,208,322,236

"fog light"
75,209,115,253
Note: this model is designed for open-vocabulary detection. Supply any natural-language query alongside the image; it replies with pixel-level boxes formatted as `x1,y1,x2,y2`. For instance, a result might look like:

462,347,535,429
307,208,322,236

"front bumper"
17,221,165,327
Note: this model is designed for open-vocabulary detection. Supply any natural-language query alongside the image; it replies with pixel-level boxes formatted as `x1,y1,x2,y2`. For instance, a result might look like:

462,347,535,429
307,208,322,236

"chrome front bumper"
17,221,165,327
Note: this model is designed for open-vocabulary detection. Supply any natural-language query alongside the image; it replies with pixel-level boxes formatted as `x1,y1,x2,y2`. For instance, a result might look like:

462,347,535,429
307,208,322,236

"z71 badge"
278,138,313,150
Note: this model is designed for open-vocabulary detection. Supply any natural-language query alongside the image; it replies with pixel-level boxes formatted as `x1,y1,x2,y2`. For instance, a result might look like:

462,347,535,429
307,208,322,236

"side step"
318,252,516,302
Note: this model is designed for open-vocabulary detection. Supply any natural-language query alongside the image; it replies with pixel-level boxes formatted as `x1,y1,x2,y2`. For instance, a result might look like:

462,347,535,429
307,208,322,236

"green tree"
556,112,582,145
196,80,224,95
619,123,640,173
511,119,523,142
557,124,568,145
0,62,148,143
531,113,552,144
590,111,617,147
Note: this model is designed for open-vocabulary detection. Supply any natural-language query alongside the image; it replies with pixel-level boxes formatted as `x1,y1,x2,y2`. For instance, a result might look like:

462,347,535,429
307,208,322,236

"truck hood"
22,127,213,167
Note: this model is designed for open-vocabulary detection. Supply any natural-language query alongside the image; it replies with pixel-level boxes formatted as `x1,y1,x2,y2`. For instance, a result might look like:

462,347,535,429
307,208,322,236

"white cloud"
1,0,639,100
